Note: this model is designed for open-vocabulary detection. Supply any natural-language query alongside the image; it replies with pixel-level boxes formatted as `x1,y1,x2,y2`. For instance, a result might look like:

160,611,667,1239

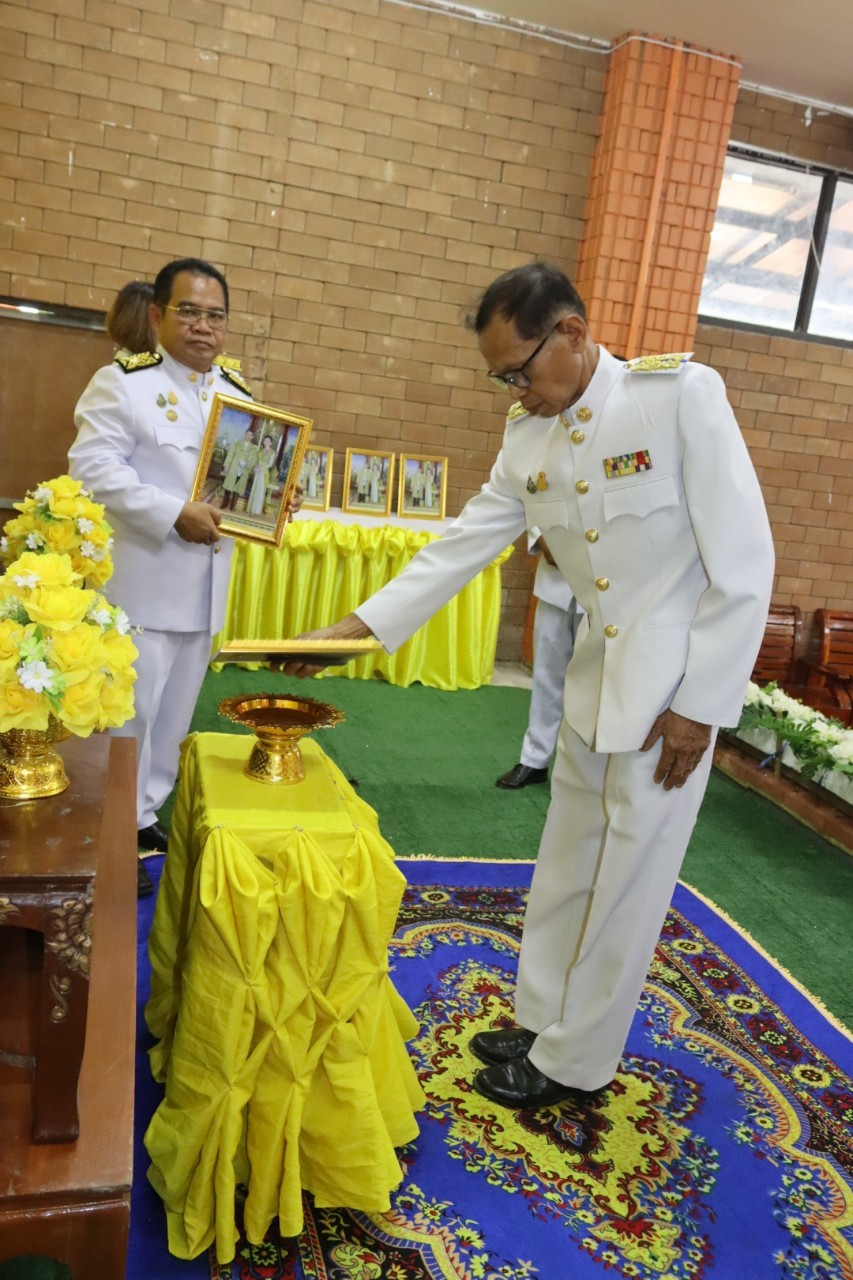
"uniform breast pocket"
521,496,571,533
153,422,200,454
602,474,679,522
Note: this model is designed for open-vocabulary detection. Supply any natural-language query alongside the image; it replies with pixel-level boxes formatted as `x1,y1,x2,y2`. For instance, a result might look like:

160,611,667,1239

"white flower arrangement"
737,681,853,783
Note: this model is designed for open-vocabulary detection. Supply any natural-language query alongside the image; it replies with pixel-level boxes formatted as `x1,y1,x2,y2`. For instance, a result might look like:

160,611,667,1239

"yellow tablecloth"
216,519,513,689
144,733,424,1262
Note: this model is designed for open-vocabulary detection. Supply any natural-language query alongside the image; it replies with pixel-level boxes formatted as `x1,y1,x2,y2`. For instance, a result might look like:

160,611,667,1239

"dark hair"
152,258,230,312
467,261,586,339
105,280,155,353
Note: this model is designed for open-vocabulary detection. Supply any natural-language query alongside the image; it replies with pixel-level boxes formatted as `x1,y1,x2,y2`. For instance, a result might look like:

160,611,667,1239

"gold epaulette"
507,401,529,421
114,350,162,373
217,366,253,396
624,352,693,374
213,354,243,372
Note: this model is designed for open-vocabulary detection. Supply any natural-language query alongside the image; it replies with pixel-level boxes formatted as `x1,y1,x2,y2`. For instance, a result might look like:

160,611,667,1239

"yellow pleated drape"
145,733,424,1262
214,519,513,689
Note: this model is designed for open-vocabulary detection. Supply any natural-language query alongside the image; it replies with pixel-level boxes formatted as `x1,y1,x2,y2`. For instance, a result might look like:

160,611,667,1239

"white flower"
32,486,53,504
743,682,761,707
87,604,112,628
829,737,853,765
17,660,57,693
25,532,45,549
11,572,40,589
0,535,7,553
79,539,96,558
88,545,107,562
76,517,95,534
114,608,131,636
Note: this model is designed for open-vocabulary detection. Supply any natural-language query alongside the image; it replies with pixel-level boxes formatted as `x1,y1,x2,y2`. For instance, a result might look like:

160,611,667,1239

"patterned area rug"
208,858,853,1280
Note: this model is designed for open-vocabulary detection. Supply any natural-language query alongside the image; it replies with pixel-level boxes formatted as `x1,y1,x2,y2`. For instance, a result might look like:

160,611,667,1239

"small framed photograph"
191,393,312,547
342,448,395,517
298,446,333,512
398,454,447,520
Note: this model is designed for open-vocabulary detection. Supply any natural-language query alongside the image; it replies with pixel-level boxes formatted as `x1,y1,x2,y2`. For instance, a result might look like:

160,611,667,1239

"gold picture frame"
398,453,447,520
191,393,312,547
298,445,333,512
342,448,395,517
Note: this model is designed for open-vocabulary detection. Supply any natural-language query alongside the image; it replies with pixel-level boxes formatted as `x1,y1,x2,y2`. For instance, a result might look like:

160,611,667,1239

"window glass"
699,154,822,330
808,178,853,341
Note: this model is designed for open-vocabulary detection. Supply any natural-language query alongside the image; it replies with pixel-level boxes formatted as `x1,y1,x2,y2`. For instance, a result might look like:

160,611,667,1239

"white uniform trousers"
520,598,577,770
515,718,717,1091
112,628,211,829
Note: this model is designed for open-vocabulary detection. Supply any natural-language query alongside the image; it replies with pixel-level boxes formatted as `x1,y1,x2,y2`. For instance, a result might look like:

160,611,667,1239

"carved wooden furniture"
0,735,136,1279
750,603,804,692
804,609,853,725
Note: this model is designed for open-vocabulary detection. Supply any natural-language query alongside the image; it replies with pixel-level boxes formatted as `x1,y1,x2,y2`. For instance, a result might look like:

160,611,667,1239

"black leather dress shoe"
137,821,169,853
495,763,549,790
473,1056,589,1109
137,857,155,899
470,1026,536,1066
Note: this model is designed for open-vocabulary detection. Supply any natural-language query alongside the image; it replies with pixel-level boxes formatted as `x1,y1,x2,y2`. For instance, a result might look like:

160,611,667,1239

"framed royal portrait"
191,393,312,547
298,445,333,512
342,448,395,517
397,453,447,520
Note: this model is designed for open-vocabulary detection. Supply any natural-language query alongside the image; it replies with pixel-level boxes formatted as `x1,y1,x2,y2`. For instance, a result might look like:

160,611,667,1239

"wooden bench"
751,603,805,692
803,609,853,726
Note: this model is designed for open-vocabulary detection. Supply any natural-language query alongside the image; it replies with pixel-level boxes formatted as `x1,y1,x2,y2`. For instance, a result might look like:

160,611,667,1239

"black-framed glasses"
163,303,228,329
486,322,560,392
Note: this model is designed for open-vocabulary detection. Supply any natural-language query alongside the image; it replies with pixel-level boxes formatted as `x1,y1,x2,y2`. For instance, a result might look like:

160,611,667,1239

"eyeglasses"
163,303,228,329
486,322,560,392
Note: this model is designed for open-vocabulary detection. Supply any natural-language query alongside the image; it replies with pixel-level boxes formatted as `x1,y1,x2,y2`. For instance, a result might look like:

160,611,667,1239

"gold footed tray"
218,692,344,784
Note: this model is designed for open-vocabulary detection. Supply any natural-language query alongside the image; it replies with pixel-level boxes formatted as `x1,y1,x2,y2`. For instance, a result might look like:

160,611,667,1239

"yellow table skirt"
144,733,425,1262
215,519,513,689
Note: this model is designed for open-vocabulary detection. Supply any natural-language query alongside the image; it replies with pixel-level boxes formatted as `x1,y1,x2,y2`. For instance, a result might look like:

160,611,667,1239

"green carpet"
180,667,853,1030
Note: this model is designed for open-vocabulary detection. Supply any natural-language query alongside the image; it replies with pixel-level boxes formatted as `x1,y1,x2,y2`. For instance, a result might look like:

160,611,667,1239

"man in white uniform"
69,258,253,896
284,263,774,1109
496,536,579,789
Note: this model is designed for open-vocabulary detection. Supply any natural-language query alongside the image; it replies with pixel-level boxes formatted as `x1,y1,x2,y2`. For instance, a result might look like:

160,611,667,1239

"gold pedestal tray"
218,692,344,784
0,719,71,800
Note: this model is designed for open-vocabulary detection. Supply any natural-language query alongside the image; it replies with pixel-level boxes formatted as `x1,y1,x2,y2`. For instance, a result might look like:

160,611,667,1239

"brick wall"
0,0,606,660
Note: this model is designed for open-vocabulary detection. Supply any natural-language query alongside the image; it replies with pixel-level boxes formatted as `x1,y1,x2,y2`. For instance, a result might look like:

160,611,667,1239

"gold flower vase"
0,717,71,800
218,692,344,784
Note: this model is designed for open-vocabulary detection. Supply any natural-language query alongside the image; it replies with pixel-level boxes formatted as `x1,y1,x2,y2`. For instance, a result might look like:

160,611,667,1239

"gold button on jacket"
575,479,589,494
595,577,610,591
585,529,599,543
571,429,585,444
604,624,618,637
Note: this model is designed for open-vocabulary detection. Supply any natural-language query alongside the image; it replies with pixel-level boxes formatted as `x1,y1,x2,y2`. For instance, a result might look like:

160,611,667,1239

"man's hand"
641,709,712,790
175,501,222,544
286,482,304,520
279,613,375,678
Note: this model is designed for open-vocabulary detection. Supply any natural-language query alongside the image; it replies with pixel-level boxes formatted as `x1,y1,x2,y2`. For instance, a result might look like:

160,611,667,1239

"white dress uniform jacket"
358,348,774,747
69,347,251,632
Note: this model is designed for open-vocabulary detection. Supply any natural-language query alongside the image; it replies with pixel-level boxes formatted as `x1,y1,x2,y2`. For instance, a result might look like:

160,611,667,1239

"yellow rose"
6,551,80,588
101,629,138,675
41,520,80,555
49,623,107,677
50,496,87,519
98,673,136,729
45,476,83,500
56,671,105,736
0,677,50,732
84,557,113,588
0,620,25,675
25,584,94,631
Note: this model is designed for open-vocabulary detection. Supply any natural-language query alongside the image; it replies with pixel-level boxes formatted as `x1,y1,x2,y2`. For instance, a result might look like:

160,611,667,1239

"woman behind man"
106,280,155,355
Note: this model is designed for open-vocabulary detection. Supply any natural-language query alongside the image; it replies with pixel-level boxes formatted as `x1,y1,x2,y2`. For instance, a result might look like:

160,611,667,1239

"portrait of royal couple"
217,414,282,518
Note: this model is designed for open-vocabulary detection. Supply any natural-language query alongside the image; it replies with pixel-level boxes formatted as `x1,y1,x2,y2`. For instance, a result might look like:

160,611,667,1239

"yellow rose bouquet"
1,475,114,588
0,550,137,736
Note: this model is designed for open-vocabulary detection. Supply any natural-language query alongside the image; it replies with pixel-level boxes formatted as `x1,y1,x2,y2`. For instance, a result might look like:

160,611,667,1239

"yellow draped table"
216,519,513,690
144,732,425,1263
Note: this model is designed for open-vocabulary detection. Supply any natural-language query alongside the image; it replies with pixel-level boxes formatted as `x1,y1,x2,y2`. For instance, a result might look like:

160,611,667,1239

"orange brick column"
575,33,741,356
